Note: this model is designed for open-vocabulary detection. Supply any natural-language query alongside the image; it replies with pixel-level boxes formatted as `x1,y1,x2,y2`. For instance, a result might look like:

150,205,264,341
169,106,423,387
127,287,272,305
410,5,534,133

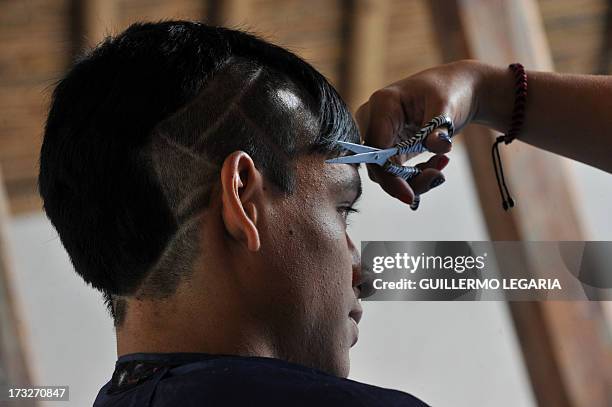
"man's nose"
348,233,375,299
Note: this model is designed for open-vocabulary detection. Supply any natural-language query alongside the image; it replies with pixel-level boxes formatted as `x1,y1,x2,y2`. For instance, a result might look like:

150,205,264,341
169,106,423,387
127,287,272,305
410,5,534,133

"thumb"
420,110,454,155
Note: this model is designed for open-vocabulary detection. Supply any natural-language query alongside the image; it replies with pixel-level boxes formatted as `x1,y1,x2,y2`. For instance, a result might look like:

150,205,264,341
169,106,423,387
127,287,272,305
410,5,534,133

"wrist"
472,62,515,132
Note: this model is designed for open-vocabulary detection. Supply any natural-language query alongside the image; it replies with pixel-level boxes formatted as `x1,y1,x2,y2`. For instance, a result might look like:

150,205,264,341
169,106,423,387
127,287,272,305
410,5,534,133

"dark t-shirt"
93,353,429,406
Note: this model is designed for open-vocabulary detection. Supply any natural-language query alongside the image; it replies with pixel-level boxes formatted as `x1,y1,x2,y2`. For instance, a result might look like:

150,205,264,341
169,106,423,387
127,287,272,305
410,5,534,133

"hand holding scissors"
337,62,482,209
326,114,454,210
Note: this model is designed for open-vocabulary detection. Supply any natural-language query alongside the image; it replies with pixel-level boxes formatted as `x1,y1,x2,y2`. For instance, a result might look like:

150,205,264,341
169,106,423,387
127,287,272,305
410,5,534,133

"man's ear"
220,151,262,252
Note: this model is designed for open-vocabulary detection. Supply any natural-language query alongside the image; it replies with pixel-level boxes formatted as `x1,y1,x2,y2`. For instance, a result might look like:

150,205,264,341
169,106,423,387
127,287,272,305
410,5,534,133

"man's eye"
338,205,360,224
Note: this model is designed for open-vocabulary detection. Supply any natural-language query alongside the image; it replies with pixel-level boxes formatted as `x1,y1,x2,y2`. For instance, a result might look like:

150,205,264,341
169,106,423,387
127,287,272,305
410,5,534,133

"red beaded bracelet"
492,63,527,210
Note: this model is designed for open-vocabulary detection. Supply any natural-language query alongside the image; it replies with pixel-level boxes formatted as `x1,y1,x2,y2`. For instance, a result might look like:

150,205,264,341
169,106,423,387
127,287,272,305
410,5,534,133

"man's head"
39,21,365,377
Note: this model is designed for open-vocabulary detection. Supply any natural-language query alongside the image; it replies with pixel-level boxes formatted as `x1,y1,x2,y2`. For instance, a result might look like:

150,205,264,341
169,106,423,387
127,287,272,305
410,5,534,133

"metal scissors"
325,114,454,209
325,114,454,177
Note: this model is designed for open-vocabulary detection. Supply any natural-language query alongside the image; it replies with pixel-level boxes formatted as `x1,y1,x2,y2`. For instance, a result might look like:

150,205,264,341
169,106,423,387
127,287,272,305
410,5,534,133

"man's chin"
323,348,351,378
302,348,350,378
335,353,351,378
285,330,351,377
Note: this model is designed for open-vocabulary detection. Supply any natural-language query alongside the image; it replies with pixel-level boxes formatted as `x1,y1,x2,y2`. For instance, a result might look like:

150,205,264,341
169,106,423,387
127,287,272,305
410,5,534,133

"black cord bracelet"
492,62,527,210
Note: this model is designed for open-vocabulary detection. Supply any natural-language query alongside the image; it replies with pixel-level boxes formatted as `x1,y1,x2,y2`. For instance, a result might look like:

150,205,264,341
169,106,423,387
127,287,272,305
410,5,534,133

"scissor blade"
325,148,397,165
336,141,380,153
325,154,373,164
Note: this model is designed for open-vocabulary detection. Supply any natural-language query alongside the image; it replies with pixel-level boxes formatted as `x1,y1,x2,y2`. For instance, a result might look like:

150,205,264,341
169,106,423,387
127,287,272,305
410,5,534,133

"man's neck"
115,296,277,359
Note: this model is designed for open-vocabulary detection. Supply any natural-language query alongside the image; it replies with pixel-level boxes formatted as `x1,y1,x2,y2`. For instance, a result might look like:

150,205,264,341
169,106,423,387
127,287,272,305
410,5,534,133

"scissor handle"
382,162,422,181
396,115,454,155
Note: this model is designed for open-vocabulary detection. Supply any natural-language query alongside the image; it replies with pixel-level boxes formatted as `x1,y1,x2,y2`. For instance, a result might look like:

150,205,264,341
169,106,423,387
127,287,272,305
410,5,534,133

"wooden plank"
0,1,70,215
596,0,612,73
117,0,206,32
82,0,118,47
207,0,345,85
0,167,35,406
208,0,252,27
428,1,612,406
384,0,442,83
340,0,391,111
538,0,606,74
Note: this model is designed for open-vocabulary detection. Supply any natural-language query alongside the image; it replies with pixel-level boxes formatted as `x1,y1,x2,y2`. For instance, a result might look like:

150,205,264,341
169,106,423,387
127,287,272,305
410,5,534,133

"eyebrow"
333,164,363,204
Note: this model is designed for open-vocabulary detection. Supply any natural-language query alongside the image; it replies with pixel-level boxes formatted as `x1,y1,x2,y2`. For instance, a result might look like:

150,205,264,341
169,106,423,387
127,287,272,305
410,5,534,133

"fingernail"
439,133,452,144
429,176,445,189
435,155,449,170
410,195,420,211
397,193,411,205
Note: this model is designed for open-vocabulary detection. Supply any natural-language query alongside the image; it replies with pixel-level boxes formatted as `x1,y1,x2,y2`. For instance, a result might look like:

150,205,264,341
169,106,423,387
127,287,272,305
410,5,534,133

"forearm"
474,62,612,173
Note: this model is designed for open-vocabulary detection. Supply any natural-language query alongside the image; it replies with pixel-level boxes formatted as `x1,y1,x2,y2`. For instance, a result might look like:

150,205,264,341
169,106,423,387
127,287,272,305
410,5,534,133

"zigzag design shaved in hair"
149,57,320,223
123,57,324,311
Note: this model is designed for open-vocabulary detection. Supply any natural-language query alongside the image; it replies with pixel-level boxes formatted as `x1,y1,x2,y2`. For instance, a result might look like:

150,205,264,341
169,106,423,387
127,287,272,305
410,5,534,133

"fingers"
423,129,453,154
365,154,449,205
382,153,448,197
356,93,453,207
409,168,445,195
410,155,448,194
395,128,453,164
356,98,453,155
404,161,446,211
366,164,415,205
416,154,450,172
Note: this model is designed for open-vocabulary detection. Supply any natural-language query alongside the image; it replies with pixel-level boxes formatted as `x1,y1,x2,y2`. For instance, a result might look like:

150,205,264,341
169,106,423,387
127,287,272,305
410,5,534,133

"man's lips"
349,302,363,325
349,301,363,347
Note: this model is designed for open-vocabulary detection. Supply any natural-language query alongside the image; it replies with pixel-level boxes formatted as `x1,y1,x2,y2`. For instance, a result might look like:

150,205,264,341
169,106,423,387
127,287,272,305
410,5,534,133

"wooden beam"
340,0,390,111
428,1,612,406
83,0,117,46
596,0,612,74
0,167,35,406
70,0,118,55
207,0,252,27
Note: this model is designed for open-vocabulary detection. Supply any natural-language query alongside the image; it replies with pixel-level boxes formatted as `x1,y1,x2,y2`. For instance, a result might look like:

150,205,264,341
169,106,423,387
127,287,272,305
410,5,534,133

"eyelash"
338,205,360,224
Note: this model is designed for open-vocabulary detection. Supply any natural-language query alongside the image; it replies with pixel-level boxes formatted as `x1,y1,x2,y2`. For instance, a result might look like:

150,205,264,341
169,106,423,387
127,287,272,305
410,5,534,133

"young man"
39,21,429,406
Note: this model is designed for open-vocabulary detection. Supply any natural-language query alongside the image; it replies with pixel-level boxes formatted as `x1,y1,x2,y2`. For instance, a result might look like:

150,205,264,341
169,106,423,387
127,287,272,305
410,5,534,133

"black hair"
39,21,358,324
